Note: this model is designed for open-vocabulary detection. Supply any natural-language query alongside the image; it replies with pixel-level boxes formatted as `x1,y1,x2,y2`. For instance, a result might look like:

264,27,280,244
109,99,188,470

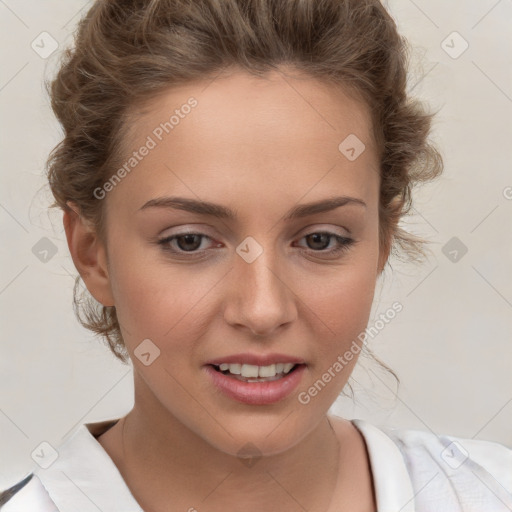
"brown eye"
304,233,331,250
296,232,355,256
158,232,216,255
174,234,203,252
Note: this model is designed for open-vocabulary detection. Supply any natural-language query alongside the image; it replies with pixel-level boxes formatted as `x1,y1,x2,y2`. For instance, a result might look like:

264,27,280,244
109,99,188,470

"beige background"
1,0,511,488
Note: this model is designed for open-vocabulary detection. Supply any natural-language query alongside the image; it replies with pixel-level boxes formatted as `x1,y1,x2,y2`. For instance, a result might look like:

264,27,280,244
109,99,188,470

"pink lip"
205,353,305,366
203,364,306,405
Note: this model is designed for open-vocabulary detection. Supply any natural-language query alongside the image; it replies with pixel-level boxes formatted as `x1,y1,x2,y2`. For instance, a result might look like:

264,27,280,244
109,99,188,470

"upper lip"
205,353,306,366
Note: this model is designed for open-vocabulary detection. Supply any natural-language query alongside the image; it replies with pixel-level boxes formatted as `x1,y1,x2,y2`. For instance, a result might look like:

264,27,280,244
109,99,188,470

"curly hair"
45,0,443,365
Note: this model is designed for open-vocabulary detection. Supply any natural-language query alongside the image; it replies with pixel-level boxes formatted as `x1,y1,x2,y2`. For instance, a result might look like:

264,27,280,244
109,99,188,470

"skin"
64,66,391,512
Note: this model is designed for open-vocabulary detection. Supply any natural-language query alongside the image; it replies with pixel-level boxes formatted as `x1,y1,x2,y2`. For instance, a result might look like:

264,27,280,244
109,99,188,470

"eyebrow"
139,195,366,220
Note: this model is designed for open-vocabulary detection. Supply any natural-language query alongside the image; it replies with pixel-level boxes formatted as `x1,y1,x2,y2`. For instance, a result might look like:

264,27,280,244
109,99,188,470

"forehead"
128,67,375,149
107,68,380,215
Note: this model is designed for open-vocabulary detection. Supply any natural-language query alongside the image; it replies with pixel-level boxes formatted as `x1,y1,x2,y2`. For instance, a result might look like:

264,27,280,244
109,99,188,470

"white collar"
35,419,143,511
33,417,415,512
352,418,416,512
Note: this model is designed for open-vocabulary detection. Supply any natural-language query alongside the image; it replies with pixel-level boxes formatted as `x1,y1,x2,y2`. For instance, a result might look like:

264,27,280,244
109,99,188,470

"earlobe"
63,202,115,307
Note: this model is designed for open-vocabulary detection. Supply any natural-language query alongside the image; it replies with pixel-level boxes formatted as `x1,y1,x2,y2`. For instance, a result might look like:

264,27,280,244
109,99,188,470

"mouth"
210,362,302,383
203,356,307,405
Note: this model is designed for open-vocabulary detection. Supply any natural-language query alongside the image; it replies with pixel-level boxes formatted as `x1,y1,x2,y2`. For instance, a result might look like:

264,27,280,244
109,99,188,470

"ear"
63,202,115,307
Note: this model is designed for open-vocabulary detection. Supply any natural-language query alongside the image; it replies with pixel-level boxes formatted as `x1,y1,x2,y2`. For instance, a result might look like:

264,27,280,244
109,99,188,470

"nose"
223,244,297,337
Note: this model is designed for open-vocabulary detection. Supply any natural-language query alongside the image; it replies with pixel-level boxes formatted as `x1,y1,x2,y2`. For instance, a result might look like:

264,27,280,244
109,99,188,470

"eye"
158,232,220,255
295,232,355,256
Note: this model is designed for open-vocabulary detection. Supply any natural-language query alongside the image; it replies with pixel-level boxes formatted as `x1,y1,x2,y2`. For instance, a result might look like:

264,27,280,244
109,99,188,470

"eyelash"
157,231,355,259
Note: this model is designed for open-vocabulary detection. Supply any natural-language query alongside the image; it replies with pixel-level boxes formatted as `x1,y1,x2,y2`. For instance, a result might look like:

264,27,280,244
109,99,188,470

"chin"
192,407,323,459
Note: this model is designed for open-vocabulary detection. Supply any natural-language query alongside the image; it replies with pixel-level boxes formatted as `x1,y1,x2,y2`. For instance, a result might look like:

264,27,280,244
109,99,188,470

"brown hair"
46,0,443,365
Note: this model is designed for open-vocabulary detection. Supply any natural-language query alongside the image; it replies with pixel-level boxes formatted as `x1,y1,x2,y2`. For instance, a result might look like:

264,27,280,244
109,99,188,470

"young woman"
2,0,510,510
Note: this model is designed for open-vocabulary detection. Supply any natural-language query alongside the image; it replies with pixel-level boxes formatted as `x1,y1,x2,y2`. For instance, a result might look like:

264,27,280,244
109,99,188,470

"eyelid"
296,223,351,238
157,224,216,236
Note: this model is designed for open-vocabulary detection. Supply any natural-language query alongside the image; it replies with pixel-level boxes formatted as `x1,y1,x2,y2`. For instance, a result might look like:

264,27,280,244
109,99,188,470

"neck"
99,374,371,512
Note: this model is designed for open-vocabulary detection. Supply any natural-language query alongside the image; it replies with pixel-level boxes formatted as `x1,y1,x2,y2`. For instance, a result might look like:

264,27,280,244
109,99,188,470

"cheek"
106,237,218,348
292,258,377,410
299,248,378,342
305,268,375,319
299,273,376,388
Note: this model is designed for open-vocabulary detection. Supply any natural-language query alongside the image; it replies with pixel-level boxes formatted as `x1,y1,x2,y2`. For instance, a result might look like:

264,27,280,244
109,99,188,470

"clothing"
1,417,511,511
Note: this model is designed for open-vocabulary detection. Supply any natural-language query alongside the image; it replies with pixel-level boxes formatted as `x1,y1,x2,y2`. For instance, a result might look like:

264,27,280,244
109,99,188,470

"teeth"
216,362,297,378
283,363,294,373
241,364,259,378
258,364,276,377
228,363,241,375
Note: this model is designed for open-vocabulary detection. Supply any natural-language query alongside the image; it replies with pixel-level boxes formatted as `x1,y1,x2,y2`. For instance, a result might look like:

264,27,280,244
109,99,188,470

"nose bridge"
224,236,296,335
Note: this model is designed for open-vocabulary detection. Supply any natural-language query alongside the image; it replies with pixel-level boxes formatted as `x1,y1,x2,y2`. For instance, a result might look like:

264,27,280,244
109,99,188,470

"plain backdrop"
1,0,511,489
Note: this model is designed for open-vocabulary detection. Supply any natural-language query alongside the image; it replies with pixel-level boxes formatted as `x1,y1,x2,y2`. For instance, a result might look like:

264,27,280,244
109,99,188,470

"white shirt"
2,417,511,511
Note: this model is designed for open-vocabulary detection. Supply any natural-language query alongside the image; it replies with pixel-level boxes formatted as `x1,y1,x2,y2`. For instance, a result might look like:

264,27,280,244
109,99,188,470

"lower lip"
203,365,306,405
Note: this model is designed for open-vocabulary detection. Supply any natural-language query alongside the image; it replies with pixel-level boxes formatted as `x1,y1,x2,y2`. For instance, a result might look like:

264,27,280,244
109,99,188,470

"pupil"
178,234,201,251
307,233,329,250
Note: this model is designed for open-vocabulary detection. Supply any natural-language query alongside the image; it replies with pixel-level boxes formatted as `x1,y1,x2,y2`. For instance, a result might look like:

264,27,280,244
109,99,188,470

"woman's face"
99,67,385,456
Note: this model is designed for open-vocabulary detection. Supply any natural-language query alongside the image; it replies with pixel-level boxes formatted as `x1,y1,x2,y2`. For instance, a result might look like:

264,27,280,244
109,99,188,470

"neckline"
87,417,120,439
34,417,415,512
